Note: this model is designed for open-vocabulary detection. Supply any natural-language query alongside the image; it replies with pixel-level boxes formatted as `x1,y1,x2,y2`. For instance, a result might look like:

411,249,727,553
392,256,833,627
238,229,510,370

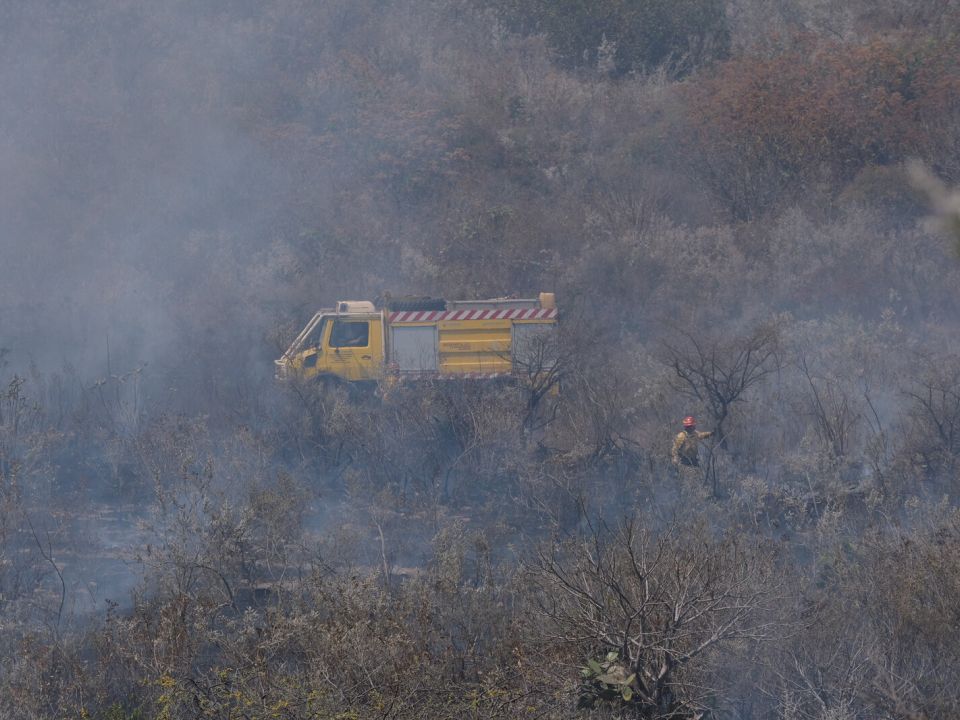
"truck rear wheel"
317,374,377,401
316,374,346,396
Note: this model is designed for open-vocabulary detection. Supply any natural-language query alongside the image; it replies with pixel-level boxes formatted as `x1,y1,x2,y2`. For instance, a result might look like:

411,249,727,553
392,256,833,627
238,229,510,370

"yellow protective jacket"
672,429,712,467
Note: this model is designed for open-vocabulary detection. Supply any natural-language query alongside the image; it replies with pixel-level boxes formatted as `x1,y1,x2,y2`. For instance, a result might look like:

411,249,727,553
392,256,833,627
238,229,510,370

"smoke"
0,4,308,396
5,5,960,718
908,159,960,252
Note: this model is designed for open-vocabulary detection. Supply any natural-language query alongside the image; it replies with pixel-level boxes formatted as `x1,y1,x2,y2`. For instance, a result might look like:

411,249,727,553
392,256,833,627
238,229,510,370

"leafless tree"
512,329,567,432
528,517,779,718
797,351,862,459
663,320,782,445
899,354,960,482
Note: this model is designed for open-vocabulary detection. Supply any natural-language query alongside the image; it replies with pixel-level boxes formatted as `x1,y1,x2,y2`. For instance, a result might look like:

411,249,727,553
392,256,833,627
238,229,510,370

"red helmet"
682,416,696,427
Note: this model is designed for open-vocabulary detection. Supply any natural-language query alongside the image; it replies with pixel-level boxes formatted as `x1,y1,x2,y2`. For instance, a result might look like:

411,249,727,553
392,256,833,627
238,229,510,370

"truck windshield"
304,318,327,348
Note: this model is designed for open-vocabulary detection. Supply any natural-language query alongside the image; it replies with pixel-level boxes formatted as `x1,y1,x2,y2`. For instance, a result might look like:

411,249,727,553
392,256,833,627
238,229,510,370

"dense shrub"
684,34,960,218
483,0,730,76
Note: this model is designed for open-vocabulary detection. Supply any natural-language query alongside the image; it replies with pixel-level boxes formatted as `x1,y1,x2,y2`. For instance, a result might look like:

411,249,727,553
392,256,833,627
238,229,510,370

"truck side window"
330,320,369,348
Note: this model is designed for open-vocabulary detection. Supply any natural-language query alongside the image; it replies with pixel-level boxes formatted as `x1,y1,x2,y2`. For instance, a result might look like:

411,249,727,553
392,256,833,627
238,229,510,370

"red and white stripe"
389,308,557,323
393,371,512,380
441,372,510,380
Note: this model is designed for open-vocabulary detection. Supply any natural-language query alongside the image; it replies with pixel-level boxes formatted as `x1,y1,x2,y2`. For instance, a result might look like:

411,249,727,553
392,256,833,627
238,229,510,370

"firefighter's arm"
698,431,713,440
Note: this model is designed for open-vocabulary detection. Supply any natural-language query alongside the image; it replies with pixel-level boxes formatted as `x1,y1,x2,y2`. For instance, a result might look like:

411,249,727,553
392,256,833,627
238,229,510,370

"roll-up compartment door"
391,325,438,373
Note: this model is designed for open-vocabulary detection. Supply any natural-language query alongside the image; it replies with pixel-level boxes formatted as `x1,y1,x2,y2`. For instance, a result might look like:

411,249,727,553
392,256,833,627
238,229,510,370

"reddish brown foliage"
684,34,960,218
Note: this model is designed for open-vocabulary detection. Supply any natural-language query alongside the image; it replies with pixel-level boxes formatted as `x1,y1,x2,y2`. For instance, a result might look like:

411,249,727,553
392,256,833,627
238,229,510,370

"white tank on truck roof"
336,300,376,313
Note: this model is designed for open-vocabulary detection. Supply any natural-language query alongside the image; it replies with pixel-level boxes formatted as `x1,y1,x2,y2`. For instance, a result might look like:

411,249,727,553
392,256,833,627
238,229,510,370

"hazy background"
3,2,958,396
3,2,960,718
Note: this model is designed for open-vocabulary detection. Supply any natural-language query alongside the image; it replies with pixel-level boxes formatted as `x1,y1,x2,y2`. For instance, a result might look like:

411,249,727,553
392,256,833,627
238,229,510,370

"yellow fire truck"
275,293,558,384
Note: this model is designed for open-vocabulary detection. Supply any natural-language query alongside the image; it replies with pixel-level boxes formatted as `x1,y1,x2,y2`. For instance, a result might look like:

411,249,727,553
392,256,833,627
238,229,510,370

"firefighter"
671,416,712,468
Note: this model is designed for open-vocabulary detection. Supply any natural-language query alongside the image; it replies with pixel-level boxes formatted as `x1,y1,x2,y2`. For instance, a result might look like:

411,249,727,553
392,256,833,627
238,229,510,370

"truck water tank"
336,301,376,313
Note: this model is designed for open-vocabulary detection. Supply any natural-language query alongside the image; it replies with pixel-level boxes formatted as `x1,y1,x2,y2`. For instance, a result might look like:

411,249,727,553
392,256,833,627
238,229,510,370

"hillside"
2,2,960,718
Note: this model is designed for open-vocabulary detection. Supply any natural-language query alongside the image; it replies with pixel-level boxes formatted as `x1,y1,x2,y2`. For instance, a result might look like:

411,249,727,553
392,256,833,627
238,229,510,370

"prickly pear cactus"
577,651,638,709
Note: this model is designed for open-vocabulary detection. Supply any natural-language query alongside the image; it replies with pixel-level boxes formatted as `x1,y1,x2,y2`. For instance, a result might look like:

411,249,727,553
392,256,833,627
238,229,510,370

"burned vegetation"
3,1,960,719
